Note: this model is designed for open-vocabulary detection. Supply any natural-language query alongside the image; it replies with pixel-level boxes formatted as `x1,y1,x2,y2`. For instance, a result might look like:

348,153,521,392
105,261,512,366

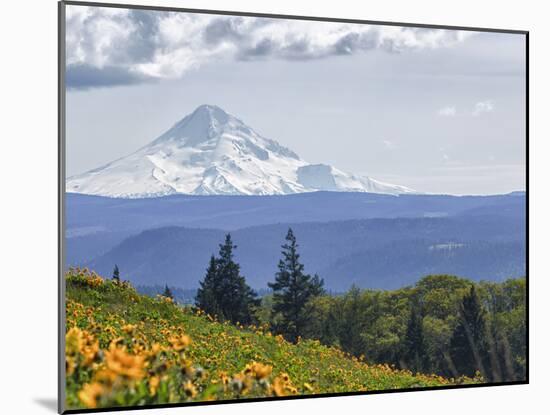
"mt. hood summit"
66,105,416,198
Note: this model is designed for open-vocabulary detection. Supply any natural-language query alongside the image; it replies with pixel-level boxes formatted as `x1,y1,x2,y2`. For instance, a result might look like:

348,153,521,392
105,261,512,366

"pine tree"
163,284,174,300
402,304,426,373
112,264,120,283
268,228,324,342
449,285,488,378
196,255,221,316
195,234,259,324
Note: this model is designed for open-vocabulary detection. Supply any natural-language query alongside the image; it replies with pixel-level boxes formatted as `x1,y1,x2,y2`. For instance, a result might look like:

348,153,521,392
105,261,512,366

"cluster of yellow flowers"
77,340,148,407
64,268,468,410
65,279,310,410
69,267,133,289
65,318,305,409
216,362,297,397
65,326,99,376
66,267,105,287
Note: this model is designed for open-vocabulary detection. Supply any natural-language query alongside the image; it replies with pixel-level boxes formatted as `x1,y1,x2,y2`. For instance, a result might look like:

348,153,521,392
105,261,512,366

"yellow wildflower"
250,362,272,380
65,327,83,356
230,373,253,395
182,380,197,398
149,376,160,396
169,334,191,352
78,382,104,408
272,377,286,396
104,344,145,380
220,372,230,387
80,332,99,366
122,324,136,334
149,343,162,357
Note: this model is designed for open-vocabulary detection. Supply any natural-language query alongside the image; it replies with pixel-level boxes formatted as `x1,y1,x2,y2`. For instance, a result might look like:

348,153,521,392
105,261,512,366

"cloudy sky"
65,4,526,195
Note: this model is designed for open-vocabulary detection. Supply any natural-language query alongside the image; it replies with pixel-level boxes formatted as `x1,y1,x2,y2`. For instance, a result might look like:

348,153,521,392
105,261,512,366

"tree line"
299,275,525,382
111,228,526,382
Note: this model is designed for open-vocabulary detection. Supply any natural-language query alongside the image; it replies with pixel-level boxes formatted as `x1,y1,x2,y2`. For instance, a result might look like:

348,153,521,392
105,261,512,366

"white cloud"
65,5,474,88
437,106,456,117
472,100,495,116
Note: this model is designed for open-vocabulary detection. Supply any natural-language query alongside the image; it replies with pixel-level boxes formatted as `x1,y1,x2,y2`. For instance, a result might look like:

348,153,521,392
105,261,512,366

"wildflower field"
65,268,476,410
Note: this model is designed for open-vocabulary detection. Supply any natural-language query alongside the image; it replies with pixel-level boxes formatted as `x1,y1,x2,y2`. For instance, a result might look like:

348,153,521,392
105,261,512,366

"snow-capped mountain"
66,105,416,198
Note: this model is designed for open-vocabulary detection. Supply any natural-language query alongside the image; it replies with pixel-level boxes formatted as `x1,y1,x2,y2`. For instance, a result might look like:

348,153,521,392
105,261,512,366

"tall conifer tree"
195,235,259,324
269,228,324,342
112,264,120,283
402,304,426,372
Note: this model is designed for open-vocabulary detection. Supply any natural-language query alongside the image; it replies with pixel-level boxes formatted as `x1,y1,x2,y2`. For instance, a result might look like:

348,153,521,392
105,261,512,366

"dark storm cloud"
66,64,155,90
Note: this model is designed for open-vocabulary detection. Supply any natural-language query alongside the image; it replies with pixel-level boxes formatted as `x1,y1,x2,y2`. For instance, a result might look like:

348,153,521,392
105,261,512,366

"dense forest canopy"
283,275,526,382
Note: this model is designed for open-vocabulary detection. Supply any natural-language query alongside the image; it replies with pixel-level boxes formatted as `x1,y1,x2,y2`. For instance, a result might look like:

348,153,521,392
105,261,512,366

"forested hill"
65,269,465,410
83,215,525,290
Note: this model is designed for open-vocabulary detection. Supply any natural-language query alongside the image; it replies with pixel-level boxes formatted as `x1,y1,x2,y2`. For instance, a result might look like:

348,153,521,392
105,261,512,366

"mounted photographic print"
59,1,528,413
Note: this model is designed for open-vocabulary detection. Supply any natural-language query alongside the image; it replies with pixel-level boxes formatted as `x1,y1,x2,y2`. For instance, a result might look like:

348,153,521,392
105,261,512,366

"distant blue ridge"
64,191,526,291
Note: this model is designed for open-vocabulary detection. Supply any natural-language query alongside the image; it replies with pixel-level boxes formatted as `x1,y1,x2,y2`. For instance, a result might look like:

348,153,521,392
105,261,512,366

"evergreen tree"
163,284,174,300
449,285,488,378
195,234,259,324
334,285,366,356
196,255,221,315
112,264,120,283
268,228,325,342
402,304,426,373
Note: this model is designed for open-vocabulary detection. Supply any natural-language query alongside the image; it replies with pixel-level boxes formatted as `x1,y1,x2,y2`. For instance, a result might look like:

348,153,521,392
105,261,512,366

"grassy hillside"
65,268,477,410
